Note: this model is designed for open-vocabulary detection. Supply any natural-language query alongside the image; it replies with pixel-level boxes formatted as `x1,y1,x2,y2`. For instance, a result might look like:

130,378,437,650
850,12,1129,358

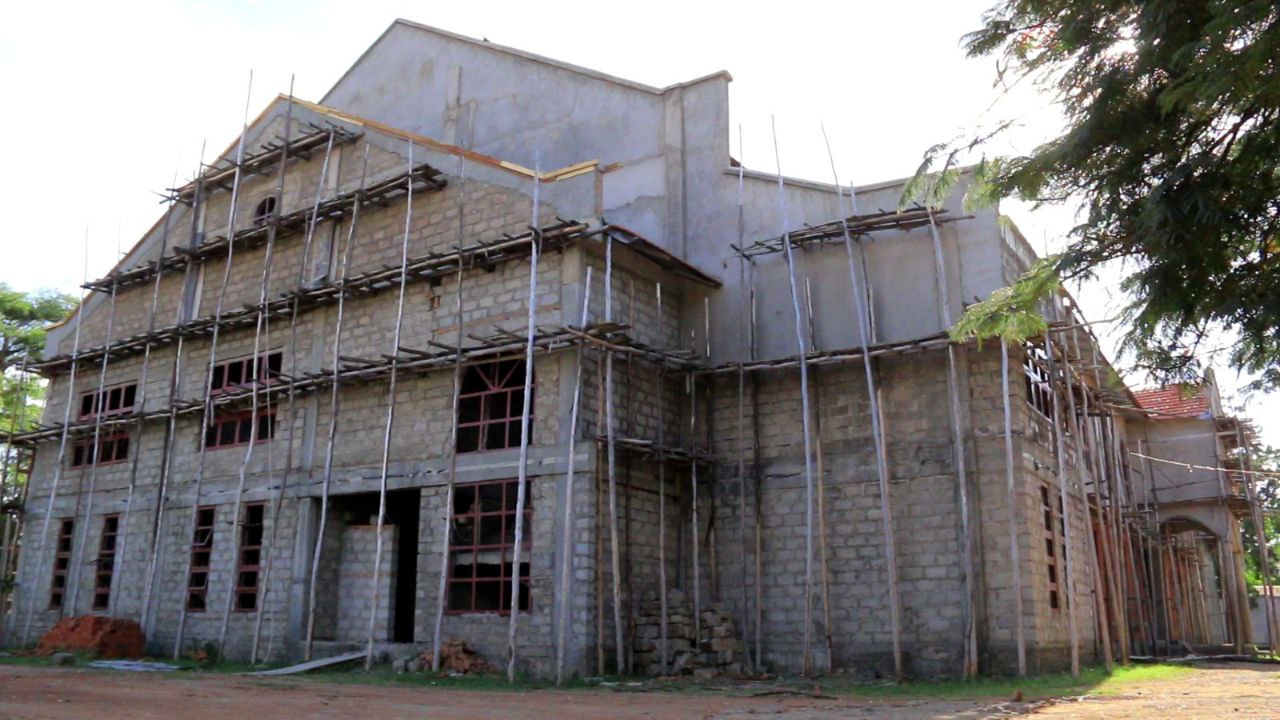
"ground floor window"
187,507,216,611
235,503,265,612
49,518,74,609
446,478,531,613
92,515,119,610
1041,484,1064,610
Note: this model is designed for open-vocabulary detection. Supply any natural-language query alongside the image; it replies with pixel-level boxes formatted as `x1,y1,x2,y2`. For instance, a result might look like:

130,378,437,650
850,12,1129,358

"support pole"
173,73,255,658
733,127,753,675
365,141,416,670
821,131,902,680
554,267,592,685
305,144,370,660
0,359,31,640
769,118,818,677
21,228,89,645
432,151,470,672
1045,331,1081,678
656,282,670,676
1000,338,1028,676
505,162,541,682
922,204,979,679
802,278,834,673
603,234,625,676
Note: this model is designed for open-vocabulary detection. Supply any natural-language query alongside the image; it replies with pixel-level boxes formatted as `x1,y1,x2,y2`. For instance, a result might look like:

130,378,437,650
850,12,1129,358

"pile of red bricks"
35,616,146,659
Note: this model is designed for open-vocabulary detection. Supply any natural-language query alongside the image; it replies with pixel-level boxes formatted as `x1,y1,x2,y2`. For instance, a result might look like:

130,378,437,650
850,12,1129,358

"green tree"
1,284,76,506
912,1,1280,390
1242,445,1280,591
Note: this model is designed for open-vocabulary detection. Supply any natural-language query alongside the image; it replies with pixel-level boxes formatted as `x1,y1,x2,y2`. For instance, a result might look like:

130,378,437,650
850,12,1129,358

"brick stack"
633,589,746,677
36,616,146,658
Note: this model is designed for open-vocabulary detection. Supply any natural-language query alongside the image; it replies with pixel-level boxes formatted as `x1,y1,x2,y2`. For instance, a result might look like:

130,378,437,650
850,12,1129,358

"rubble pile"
633,589,746,677
36,616,146,659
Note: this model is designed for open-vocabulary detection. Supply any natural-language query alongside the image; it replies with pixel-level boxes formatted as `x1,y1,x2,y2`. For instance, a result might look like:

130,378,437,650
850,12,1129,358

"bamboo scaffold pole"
0,358,31,640
505,160,542,682
1000,338,1028,676
921,201,979,679
1044,331,1081,678
432,150,470,673
733,129,753,674
820,129,902,680
802,278,834,673
687,326,702,645
1062,355,1113,672
113,160,183,620
66,243,121,613
603,233,626,676
250,108,325,664
748,260,765,670
21,229,90,645
173,73,256,658
655,282,670,675
554,267,593,685
306,144,370,661
140,144,207,637
365,140,417,670
768,118,818,677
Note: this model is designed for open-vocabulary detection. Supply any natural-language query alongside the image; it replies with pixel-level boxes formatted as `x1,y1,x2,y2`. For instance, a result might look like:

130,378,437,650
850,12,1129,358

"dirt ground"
0,661,1275,719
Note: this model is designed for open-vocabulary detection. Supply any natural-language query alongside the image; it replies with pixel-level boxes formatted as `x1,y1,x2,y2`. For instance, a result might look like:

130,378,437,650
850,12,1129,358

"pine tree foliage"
918,1,1280,389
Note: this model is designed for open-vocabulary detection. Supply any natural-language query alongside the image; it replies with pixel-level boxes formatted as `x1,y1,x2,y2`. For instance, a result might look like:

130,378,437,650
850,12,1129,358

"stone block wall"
335,525,397,643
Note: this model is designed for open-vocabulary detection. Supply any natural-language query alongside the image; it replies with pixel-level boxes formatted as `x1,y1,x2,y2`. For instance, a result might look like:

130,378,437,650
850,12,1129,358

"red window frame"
1041,484,1064,611
1024,344,1054,421
92,515,119,610
70,432,130,468
234,503,265,612
186,506,216,612
204,407,276,450
49,518,74,609
210,351,282,396
78,382,138,421
446,478,531,614
456,359,531,453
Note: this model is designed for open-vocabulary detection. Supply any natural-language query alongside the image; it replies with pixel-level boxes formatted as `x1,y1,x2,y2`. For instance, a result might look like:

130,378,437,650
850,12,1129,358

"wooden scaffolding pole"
1000,338,1028,676
922,205,979,679
1044,331,1081,678
748,260,765,671
113,159,183,621
603,234,625,676
822,133,902,680
66,252,121,614
733,128,753,675
364,140,417,670
250,100,312,664
554,266,593,685
21,228,89,645
654,284,671,675
304,144,370,660
139,145,207,638
431,150,470,672
0,358,31,640
802,277,834,673
768,118,818,677
173,73,256,657
505,160,542,682
688,330,701,645
1061,351,1113,671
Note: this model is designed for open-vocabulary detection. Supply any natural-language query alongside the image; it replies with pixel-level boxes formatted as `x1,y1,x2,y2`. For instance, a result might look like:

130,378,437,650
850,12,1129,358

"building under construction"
1,20,1273,680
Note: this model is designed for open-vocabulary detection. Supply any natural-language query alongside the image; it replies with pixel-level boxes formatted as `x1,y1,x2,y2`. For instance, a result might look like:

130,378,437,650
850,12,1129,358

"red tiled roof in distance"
1132,384,1211,419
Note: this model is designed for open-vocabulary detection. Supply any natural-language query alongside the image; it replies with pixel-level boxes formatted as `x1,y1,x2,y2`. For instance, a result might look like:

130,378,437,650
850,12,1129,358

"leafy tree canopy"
0,283,75,374
911,0,1280,391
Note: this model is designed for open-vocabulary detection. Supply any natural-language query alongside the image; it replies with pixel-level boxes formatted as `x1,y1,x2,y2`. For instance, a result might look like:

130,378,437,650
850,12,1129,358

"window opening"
446,478,531,613
186,506,216,611
92,515,119,610
456,359,530,453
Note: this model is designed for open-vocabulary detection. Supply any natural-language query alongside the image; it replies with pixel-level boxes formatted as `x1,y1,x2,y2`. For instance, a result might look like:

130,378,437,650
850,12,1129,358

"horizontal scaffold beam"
85,163,447,293
733,206,965,258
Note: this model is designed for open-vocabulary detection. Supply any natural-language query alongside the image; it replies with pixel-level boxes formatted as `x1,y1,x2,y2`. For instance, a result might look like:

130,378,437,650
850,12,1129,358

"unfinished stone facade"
4,20,1262,681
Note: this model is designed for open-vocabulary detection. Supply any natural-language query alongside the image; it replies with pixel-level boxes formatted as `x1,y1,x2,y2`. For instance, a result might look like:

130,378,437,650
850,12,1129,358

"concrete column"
286,497,319,650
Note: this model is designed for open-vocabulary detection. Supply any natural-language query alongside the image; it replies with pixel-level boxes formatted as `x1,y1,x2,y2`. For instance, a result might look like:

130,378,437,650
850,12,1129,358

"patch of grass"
822,663,1194,701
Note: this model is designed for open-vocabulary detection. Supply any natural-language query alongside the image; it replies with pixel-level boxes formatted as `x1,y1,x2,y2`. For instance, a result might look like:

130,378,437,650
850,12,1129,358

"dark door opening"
387,489,420,643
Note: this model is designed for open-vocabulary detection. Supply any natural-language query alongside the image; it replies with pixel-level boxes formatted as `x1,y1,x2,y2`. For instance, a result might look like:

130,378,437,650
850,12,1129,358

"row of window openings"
1041,484,1066,612
49,515,118,611
74,352,283,423
70,358,531,467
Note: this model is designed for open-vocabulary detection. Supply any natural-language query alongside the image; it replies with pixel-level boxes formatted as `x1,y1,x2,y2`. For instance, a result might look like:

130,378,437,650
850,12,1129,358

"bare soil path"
0,661,1275,719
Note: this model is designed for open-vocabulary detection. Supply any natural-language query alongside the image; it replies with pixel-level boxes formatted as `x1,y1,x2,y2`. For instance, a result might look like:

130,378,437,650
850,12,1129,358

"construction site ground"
0,658,1277,719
